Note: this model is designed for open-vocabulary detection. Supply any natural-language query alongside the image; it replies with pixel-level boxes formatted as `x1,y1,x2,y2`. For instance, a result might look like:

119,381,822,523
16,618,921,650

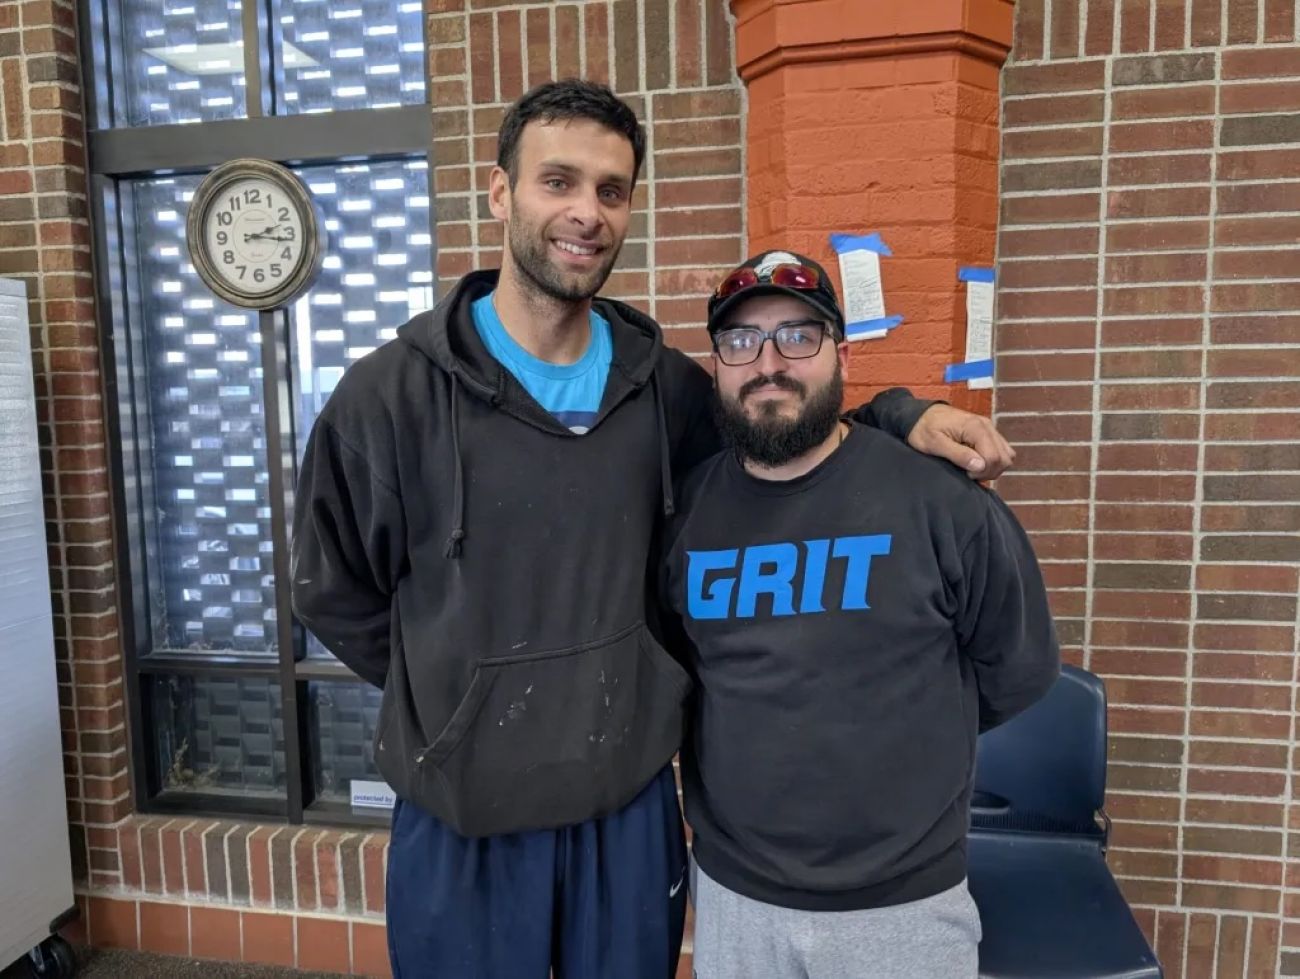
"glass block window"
289,157,432,659
130,176,276,653
308,681,384,804
152,674,287,798
290,158,433,443
119,0,248,126
94,0,429,821
272,0,427,114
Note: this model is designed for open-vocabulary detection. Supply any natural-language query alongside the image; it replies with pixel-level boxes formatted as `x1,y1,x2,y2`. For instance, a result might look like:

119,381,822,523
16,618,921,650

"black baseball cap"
707,250,845,338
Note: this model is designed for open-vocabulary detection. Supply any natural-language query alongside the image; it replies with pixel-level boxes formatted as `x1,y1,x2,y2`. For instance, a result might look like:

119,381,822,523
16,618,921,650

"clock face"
202,177,305,296
187,159,323,310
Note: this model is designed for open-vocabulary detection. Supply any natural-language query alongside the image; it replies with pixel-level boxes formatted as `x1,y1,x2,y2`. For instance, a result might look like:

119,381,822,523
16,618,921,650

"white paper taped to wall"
829,233,904,341
964,278,995,389
944,267,996,389
839,248,887,330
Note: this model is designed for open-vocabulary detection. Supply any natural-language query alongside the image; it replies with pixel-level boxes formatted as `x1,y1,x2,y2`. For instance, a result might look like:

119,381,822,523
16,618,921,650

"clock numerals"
190,162,319,308
232,265,285,283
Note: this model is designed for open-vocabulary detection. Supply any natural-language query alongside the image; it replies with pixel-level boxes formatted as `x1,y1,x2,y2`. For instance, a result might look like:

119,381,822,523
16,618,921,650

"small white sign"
350,779,396,810
838,247,888,333
964,280,995,390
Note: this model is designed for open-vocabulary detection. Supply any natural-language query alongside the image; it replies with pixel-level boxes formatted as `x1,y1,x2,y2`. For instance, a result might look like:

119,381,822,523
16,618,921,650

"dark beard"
507,209,620,303
714,365,845,468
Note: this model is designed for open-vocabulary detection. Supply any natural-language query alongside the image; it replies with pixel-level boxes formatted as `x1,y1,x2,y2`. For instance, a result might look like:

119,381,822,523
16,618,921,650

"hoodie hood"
394,269,675,559
397,269,664,415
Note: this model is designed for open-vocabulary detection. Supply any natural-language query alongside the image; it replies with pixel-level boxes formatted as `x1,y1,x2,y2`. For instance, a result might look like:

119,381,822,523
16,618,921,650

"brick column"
730,0,1013,411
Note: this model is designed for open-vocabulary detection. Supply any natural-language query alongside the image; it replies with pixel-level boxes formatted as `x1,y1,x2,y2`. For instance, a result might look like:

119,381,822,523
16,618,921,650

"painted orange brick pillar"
730,0,1013,413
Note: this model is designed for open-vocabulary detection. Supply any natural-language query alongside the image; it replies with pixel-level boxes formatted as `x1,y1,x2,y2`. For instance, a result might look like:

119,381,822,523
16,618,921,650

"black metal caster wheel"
27,936,75,979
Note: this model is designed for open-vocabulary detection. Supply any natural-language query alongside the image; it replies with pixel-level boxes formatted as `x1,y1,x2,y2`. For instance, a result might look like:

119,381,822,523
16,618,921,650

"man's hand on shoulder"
907,404,1017,480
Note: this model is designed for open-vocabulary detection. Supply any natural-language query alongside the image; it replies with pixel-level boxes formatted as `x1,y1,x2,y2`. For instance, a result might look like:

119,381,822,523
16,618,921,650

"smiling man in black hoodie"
660,252,1060,979
290,80,1018,979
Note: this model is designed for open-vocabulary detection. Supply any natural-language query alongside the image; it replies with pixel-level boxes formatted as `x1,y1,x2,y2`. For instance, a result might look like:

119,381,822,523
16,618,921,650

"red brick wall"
997,3,1300,975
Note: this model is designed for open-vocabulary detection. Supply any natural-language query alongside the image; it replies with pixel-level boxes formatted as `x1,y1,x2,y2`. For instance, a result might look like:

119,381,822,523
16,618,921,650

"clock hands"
244,225,294,243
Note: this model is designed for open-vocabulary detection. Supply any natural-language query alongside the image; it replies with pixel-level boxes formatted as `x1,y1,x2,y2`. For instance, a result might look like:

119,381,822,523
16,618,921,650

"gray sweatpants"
690,862,981,979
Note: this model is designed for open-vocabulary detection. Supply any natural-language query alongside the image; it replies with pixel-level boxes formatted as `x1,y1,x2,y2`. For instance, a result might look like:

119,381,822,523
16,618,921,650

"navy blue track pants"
386,764,688,979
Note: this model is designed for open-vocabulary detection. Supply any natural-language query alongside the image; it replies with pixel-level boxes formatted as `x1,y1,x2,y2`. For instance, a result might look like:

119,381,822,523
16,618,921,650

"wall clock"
186,157,325,310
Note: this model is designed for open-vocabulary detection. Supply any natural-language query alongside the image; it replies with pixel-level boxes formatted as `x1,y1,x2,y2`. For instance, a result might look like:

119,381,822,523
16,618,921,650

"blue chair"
968,664,1163,979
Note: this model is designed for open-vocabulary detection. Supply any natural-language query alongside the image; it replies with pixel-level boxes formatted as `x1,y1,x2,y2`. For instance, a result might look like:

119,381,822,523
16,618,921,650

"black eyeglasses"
712,321,829,366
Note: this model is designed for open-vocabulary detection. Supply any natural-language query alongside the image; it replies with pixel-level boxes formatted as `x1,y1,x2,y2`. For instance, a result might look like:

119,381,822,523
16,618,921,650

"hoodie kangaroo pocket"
416,621,691,837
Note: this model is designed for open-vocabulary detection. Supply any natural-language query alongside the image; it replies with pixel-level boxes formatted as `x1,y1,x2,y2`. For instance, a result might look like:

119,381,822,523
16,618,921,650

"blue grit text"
685,535,893,620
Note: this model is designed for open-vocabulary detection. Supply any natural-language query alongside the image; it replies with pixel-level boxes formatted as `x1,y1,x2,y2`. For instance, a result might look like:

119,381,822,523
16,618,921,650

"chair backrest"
971,664,1107,838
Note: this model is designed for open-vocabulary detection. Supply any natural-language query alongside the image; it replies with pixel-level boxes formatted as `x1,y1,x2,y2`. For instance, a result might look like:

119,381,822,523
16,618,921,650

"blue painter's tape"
958,266,996,283
845,314,904,339
944,359,994,383
830,232,893,256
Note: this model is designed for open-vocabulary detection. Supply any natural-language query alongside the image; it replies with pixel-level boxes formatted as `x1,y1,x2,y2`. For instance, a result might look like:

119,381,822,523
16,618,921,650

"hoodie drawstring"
651,371,675,518
444,372,467,558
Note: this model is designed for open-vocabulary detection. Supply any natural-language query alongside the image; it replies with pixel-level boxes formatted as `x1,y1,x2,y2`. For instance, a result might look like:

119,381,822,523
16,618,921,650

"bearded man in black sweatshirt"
661,251,1062,979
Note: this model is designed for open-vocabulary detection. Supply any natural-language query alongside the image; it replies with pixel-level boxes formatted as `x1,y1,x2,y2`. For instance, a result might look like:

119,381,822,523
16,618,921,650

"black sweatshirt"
289,270,935,838
661,424,1060,910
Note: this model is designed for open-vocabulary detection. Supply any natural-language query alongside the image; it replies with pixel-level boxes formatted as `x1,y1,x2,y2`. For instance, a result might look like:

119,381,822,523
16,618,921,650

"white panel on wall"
0,277,76,969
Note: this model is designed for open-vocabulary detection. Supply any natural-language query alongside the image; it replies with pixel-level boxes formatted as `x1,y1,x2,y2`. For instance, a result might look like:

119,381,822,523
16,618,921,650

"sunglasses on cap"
711,261,824,303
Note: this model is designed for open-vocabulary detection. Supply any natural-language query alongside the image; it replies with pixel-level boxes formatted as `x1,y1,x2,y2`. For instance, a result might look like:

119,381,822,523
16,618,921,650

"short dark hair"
497,79,645,188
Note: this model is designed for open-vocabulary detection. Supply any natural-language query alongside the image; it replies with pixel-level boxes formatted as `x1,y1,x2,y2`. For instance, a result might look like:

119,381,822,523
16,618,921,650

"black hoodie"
290,270,932,838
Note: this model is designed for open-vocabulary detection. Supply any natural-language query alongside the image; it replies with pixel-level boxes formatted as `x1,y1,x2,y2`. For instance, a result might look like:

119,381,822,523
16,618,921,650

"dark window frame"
80,0,435,826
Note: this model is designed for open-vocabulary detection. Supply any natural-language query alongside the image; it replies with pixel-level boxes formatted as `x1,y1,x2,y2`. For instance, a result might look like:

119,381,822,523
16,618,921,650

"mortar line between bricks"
1003,89,1109,103
1110,760,1295,774
1288,505,1300,968
1002,181,1209,195
606,2,616,102
645,75,656,320
656,112,742,124
358,833,371,916
666,0,677,90
1003,243,1300,257
1285,96,1300,959
1178,42,1217,924
549,5,557,85
1082,49,1111,686
654,141,750,153
470,6,484,261
1122,816,1290,832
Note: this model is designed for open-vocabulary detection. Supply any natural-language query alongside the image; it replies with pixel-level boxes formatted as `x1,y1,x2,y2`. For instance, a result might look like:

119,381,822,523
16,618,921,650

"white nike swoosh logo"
669,870,686,898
